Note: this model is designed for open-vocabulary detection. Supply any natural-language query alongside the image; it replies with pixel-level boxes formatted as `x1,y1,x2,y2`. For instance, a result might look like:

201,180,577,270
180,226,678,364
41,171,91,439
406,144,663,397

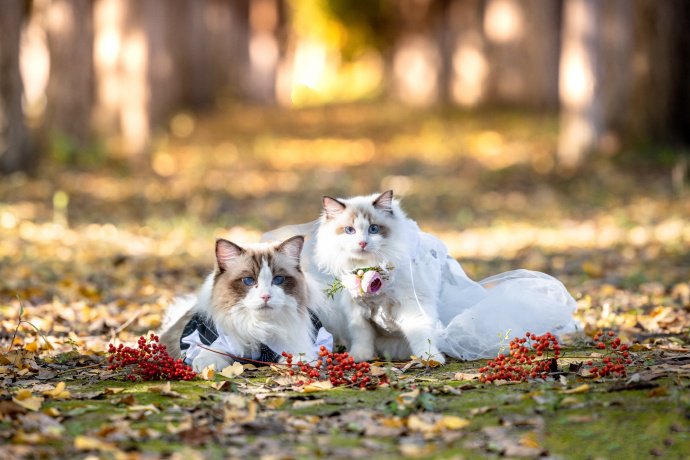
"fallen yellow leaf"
74,435,116,451
381,417,405,428
12,431,47,444
407,414,435,433
440,415,470,430
43,407,61,417
560,396,579,407
302,380,333,393
200,364,216,380
520,431,541,449
241,400,257,423
13,389,33,400
396,388,420,406
42,381,71,399
220,362,244,378
562,384,590,394
12,394,43,411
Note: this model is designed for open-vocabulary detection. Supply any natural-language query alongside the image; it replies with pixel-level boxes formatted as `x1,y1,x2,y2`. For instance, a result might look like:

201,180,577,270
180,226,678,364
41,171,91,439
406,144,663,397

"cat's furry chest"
355,295,401,336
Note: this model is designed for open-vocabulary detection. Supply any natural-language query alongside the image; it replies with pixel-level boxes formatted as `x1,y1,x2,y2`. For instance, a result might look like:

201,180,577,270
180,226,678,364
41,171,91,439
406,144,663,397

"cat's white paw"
349,347,375,363
192,351,232,373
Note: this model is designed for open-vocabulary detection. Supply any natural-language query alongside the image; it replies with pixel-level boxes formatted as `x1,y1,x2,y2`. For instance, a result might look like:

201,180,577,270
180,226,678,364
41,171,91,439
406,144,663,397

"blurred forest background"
3,0,690,171
0,0,689,348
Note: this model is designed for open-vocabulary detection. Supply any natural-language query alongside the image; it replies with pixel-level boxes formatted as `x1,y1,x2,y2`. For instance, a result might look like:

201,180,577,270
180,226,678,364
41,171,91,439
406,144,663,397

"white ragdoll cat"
159,236,332,372
262,190,578,363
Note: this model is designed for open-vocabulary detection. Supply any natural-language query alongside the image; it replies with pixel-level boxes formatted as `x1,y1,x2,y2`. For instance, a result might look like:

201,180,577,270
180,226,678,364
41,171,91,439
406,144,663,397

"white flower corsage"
325,265,394,299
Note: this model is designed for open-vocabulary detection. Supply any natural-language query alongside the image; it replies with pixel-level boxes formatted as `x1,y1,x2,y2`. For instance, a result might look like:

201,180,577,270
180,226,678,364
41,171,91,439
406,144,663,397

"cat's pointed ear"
322,196,346,219
216,239,244,271
373,190,394,214
277,235,304,263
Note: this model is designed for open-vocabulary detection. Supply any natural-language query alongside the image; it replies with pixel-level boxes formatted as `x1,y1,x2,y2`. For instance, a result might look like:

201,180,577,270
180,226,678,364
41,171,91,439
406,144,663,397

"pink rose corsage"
325,265,393,299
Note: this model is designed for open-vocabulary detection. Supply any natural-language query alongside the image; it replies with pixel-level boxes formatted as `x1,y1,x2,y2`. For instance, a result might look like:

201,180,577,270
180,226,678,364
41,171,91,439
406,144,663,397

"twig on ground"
57,363,104,375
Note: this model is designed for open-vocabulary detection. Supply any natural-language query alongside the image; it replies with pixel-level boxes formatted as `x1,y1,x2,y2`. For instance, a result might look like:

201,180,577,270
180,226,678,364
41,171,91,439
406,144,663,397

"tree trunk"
521,0,561,109
391,0,440,107
598,0,633,139
627,0,690,146
45,0,93,153
446,0,487,107
0,0,32,174
557,0,603,169
483,0,561,109
182,0,250,107
246,0,282,104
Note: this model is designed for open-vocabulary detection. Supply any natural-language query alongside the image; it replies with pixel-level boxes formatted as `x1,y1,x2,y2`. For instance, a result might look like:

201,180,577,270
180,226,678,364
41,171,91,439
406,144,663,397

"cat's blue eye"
272,275,285,286
242,277,256,286
344,226,356,234
368,224,380,234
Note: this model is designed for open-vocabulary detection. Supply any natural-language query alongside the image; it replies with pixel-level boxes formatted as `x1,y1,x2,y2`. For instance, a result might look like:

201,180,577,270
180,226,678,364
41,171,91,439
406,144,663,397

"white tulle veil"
261,219,579,361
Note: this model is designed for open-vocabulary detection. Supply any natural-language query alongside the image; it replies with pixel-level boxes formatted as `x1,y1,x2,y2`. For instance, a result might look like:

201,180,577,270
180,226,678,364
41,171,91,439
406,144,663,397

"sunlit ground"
1,104,688,352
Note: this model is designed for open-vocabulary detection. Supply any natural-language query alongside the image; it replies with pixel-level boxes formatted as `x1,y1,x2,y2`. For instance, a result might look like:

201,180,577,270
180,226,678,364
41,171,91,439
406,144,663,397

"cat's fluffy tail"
158,295,197,359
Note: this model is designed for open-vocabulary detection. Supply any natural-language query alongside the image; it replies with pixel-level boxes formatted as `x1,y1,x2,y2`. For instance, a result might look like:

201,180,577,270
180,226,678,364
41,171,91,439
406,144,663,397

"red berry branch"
583,330,631,378
107,334,196,381
479,332,560,383
282,346,386,388
479,330,633,383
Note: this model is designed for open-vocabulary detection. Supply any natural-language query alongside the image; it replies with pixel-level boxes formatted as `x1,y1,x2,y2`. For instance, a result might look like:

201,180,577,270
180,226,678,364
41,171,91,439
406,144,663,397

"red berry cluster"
479,332,560,383
107,334,196,381
282,346,385,388
584,330,631,378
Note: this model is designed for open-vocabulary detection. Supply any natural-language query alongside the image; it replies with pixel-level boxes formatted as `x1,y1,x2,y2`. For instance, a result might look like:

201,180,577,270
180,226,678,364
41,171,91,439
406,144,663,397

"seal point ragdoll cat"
159,236,331,372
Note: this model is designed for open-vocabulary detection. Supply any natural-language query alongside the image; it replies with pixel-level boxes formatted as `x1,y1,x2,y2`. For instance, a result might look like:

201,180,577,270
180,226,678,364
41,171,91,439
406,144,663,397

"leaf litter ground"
1,104,689,458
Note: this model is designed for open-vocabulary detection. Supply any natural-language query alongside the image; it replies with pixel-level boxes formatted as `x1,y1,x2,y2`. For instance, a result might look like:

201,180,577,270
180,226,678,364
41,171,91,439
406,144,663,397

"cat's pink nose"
359,241,367,249
261,294,271,303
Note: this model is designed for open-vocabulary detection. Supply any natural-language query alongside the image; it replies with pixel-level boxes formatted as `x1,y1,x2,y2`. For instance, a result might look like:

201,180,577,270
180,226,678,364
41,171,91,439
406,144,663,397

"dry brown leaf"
242,400,257,423
211,381,232,391
149,381,183,397
292,399,325,409
127,404,160,414
647,387,668,397
369,365,388,376
469,406,495,416
453,372,480,381
104,387,125,395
